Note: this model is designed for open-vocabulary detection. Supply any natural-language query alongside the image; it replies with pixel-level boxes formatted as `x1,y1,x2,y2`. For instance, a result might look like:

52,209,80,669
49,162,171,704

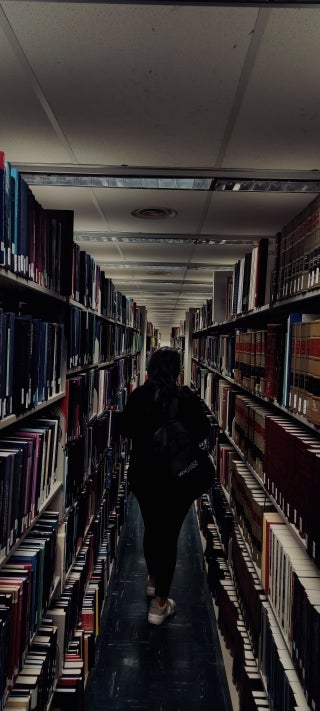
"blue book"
282,312,302,408
0,450,16,555
0,308,5,419
0,436,34,535
0,445,23,544
9,166,20,273
0,564,31,668
13,314,33,413
19,176,29,277
10,546,40,637
0,592,12,695
0,152,6,266
4,311,15,417
31,318,42,407
4,160,12,269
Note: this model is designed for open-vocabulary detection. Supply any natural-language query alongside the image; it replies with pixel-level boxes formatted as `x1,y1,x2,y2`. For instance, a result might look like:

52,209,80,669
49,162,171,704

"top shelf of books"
193,193,320,335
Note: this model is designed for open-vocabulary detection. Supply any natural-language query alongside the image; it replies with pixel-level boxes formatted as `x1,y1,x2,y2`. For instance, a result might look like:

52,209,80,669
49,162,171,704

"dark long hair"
147,347,181,394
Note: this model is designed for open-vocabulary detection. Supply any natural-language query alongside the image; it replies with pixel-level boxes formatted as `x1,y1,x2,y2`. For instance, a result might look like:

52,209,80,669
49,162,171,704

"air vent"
131,207,177,219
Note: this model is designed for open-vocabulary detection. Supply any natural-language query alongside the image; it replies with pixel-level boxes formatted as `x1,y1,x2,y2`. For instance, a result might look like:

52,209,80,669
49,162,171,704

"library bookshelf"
0,154,144,711
191,194,320,711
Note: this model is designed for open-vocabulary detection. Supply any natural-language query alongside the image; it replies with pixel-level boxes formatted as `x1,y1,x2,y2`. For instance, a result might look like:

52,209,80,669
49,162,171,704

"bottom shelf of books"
197,461,317,711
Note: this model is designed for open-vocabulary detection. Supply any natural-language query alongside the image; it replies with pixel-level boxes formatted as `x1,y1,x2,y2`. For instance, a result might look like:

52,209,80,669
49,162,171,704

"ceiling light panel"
74,233,263,246
24,174,212,190
100,263,188,271
214,178,320,193
117,243,195,262
25,174,320,193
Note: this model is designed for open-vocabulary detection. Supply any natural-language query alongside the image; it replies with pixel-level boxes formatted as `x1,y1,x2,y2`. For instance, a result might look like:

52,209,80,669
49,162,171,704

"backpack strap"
168,395,179,420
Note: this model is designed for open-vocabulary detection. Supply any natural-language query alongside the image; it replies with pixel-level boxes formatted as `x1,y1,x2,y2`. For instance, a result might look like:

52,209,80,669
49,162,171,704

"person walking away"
121,347,210,625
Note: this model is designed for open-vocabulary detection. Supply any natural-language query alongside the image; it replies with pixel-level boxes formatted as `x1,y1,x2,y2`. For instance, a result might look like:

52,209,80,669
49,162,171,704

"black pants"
133,485,192,598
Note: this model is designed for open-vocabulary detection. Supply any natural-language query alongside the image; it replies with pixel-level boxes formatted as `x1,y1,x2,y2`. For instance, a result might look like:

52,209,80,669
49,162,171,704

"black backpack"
152,396,215,500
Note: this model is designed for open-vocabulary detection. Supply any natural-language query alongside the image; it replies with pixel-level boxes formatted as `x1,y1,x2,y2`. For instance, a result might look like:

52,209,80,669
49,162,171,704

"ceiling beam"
16,164,320,182
11,0,320,6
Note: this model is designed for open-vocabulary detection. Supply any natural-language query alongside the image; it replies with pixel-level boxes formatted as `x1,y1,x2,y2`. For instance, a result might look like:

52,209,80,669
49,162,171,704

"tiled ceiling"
1,1,320,338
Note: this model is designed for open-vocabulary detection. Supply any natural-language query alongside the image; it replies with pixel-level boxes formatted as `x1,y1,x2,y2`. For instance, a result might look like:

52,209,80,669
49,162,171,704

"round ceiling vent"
131,207,177,219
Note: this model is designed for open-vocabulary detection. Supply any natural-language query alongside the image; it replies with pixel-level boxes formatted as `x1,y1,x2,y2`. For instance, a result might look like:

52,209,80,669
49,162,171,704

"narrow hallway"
85,494,233,711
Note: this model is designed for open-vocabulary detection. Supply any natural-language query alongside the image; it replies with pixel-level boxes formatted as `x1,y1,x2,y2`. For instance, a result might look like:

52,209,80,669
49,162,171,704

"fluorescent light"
22,174,213,190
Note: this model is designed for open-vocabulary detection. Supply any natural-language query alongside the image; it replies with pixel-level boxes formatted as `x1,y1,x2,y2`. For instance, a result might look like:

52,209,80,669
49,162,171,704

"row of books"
192,332,235,379
0,152,74,295
67,305,142,370
231,528,310,711
194,314,320,427
2,622,57,711
0,310,63,420
67,307,99,370
259,598,312,711
1,154,144,356
212,421,320,700
263,414,320,564
99,271,141,329
193,190,320,328
232,391,320,557
228,455,275,568
170,322,185,351
202,512,262,705
193,322,285,404
214,434,315,632
194,401,320,706
0,401,128,704
200,489,311,710
289,318,320,425
194,321,286,405
146,321,160,340
231,238,273,317
2,483,128,708
192,298,213,332
46,541,94,678
64,357,139,442
274,193,320,302
0,510,59,696
62,405,127,533
266,522,320,710
71,243,101,314
48,566,103,709
146,321,161,365
71,241,142,329
0,415,60,561
234,323,285,401
198,494,310,710
193,370,236,436
192,238,274,332
65,405,128,555
102,322,141,362
233,316,320,425
47,486,127,681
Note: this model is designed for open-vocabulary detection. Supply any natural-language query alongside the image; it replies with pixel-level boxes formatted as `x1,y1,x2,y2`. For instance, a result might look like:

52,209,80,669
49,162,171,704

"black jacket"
121,381,210,490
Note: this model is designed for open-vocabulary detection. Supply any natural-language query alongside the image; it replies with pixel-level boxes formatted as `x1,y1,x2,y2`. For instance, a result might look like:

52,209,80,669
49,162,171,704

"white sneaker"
148,598,176,625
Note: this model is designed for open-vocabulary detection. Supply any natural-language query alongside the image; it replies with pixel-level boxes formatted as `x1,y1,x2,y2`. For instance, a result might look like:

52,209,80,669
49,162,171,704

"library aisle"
85,494,233,711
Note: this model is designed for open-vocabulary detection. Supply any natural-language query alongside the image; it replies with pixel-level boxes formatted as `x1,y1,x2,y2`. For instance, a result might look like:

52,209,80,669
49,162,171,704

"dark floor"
85,494,233,711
